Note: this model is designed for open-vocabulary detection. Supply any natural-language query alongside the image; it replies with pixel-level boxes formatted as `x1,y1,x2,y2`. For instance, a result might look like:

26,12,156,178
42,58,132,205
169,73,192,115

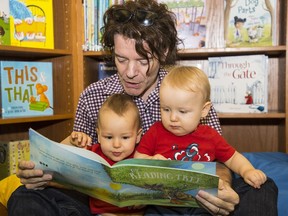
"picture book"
9,0,54,49
208,55,268,113
0,140,30,180
157,0,206,49
97,61,117,80
0,61,53,118
0,0,11,45
29,128,219,208
224,0,277,47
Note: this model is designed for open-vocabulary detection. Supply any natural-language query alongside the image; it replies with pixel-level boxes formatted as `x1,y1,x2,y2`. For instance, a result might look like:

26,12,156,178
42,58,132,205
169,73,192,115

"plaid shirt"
74,68,222,143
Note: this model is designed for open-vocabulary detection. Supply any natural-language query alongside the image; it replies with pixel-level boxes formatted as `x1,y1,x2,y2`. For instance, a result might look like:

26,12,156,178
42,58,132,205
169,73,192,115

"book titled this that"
0,61,53,118
208,55,268,113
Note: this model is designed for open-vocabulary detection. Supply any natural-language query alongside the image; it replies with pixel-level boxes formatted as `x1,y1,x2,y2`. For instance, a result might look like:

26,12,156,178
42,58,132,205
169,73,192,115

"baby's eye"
104,136,113,140
122,136,130,140
179,110,187,114
161,107,169,112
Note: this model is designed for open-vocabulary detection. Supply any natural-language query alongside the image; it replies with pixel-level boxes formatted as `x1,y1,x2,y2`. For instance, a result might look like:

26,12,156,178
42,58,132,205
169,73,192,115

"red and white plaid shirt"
73,68,222,143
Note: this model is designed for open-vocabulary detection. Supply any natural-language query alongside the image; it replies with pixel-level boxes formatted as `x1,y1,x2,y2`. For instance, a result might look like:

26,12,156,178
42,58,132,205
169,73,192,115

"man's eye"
116,57,127,63
139,60,148,65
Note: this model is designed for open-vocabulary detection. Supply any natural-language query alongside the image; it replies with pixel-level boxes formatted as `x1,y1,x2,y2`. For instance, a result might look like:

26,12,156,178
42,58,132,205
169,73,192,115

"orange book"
9,0,54,49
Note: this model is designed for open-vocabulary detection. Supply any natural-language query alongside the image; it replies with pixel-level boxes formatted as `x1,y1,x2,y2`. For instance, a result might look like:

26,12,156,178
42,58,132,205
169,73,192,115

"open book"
29,128,219,207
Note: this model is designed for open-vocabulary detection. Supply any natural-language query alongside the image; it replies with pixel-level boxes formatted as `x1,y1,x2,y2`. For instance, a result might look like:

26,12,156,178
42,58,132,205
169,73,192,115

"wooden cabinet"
1,0,287,153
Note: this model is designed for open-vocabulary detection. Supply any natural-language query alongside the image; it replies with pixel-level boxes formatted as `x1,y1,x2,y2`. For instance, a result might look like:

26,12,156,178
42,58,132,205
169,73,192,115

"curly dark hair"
101,0,182,66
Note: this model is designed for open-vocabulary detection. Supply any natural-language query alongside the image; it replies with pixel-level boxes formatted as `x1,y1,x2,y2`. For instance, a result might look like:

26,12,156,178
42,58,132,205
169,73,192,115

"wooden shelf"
0,114,73,125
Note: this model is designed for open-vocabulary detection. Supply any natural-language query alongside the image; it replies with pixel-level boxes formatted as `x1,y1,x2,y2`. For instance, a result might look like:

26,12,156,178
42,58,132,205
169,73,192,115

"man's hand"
17,160,53,190
196,179,239,215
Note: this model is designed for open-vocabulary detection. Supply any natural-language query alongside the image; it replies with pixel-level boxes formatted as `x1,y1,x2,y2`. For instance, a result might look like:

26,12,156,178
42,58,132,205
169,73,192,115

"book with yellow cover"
9,0,54,49
0,140,30,180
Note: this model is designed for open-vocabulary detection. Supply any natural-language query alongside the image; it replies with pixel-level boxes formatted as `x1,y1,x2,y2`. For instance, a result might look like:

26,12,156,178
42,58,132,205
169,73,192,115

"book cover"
29,128,219,208
0,61,53,118
0,140,30,180
97,61,117,80
157,0,206,49
9,0,54,49
208,55,268,113
0,0,11,45
224,0,277,47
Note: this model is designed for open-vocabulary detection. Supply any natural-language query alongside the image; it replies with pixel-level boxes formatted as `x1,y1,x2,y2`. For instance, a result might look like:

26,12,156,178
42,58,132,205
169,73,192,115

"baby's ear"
136,128,143,144
201,101,212,118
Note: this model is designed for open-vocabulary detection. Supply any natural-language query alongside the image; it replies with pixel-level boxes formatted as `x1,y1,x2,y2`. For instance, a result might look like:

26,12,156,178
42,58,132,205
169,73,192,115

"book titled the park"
208,54,268,113
224,0,277,47
29,128,219,208
9,0,54,49
0,61,53,118
157,0,206,49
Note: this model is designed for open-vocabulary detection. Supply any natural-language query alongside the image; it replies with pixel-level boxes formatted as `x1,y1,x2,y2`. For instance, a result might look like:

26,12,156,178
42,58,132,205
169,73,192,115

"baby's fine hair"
101,0,182,66
162,66,211,102
98,94,141,129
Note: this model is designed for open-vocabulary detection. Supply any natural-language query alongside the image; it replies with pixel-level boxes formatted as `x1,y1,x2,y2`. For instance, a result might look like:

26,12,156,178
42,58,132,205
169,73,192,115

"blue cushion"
242,152,288,216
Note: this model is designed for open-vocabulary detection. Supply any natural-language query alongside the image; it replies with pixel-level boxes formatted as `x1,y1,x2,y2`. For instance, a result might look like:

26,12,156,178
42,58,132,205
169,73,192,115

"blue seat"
242,152,288,216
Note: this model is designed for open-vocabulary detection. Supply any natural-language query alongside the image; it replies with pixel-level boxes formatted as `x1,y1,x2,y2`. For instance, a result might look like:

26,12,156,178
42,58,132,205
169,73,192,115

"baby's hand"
243,169,267,188
70,131,92,148
151,154,167,160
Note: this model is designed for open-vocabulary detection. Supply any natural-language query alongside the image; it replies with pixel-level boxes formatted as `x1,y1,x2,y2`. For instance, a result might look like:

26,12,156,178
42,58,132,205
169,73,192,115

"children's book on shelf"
224,0,277,47
157,0,206,49
97,61,117,80
208,54,268,113
29,128,219,208
0,0,11,45
9,0,54,49
0,61,53,118
0,140,30,180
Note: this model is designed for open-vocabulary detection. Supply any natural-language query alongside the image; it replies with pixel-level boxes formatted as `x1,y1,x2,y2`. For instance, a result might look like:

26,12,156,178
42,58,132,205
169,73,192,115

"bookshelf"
1,0,287,153
0,0,77,142
79,0,288,153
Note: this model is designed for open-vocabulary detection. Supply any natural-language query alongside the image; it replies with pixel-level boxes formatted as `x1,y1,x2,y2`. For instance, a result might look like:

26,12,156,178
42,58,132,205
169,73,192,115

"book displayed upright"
29,128,219,208
208,55,268,113
9,0,54,49
224,0,277,47
97,61,117,80
0,61,53,118
0,0,11,45
157,0,206,49
0,140,30,180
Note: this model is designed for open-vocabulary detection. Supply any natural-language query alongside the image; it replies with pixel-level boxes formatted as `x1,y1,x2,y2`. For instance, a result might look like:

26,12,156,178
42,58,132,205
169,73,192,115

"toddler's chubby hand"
70,131,92,149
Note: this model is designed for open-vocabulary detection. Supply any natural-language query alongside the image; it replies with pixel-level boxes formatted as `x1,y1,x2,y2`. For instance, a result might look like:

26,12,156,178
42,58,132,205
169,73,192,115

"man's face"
114,34,160,101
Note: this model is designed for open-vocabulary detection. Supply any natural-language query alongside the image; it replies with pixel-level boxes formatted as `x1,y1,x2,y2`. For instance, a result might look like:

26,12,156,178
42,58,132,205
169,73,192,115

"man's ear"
136,128,143,144
201,101,212,118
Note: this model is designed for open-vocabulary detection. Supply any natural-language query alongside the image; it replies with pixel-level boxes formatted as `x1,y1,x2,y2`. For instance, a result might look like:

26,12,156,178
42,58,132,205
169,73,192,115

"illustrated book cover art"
0,140,30,180
0,61,53,118
9,0,54,49
224,0,277,47
208,54,268,113
97,61,117,80
29,128,219,208
157,0,206,49
0,0,11,45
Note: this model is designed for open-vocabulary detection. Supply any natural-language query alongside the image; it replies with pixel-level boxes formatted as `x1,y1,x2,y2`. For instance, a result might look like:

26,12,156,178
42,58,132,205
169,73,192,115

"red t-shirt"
136,121,235,162
89,144,142,214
